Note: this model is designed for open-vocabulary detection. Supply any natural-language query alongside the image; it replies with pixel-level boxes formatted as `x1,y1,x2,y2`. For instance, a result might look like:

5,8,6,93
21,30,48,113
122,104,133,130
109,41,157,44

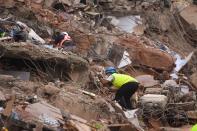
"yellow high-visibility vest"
192,124,197,131
111,73,138,89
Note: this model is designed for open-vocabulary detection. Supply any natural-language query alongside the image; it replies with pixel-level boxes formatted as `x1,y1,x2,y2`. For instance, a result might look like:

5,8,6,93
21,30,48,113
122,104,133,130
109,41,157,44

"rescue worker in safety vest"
99,67,139,110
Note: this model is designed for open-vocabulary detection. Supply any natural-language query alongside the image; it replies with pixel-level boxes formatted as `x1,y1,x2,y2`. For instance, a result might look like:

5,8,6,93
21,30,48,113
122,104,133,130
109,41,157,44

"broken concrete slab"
15,101,63,130
135,75,159,88
140,94,168,109
53,84,127,124
0,70,30,80
162,80,178,88
0,0,16,8
116,37,175,71
180,5,197,30
15,101,92,130
132,47,174,71
0,42,88,70
179,5,197,46
22,101,63,123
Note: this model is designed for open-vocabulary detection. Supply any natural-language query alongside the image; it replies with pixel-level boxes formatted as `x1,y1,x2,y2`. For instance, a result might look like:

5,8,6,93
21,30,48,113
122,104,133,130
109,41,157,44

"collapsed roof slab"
0,42,88,71
0,42,89,83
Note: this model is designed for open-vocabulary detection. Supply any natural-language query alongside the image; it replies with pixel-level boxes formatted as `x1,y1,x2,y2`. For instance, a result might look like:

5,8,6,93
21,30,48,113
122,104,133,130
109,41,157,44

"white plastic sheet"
118,51,132,68
124,109,144,131
171,52,193,79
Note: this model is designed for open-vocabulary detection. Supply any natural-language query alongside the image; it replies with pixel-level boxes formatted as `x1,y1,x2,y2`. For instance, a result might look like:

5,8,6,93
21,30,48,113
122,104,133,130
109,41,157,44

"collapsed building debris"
0,0,196,131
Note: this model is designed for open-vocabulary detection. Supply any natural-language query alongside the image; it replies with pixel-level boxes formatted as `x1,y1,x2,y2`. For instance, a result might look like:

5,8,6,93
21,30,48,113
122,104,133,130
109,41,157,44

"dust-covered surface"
0,0,196,131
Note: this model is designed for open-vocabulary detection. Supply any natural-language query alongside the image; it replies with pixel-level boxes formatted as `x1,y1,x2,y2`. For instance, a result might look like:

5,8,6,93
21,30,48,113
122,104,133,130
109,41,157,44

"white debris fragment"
124,109,144,131
118,51,132,68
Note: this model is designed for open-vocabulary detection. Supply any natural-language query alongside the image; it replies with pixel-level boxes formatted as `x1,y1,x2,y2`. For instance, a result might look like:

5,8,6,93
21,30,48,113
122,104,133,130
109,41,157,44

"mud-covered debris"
186,111,197,120
15,101,63,130
179,5,197,45
42,82,60,96
0,42,88,70
135,75,159,88
0,75,16,87
0,0,16,8
190,71,197,89
159,126,192,131
0,0,196,131
116,37,175,71
3,94,15,117
162,79,178,88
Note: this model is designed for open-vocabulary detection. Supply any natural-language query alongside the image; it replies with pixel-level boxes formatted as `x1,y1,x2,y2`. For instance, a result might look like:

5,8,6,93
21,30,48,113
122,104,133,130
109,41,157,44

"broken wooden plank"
79,89,96,98
107,123,131,127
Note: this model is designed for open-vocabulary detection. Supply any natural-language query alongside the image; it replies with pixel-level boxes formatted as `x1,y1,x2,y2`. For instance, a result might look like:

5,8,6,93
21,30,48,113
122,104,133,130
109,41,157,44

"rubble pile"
0,0,196,131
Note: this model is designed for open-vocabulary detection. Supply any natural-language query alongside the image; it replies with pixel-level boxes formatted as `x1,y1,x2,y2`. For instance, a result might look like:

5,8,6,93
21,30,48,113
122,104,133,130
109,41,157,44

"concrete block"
140,94,168,108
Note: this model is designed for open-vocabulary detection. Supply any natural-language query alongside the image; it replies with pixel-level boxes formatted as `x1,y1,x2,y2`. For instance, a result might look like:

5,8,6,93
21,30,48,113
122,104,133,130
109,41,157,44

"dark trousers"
115,82,139,110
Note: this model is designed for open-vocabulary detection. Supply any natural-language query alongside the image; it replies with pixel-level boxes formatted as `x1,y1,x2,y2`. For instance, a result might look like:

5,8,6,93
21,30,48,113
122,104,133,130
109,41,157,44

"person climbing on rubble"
99,67,139,110
53,32,76,51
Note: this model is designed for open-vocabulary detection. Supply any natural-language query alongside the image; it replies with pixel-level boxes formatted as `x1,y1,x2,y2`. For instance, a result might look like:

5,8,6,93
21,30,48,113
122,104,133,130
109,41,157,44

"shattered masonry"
0,0,196,131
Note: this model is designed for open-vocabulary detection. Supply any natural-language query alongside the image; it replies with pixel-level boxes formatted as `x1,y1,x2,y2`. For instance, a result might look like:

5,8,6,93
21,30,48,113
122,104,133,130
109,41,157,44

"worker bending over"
99,67,139,110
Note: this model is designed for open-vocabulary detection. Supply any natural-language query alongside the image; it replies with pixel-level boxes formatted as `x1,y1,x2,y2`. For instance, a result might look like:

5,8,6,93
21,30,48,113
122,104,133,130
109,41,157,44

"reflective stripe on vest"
112,73,138,89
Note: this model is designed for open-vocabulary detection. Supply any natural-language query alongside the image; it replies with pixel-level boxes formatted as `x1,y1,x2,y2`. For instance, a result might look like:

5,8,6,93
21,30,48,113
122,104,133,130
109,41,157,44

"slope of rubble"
0,0,197,131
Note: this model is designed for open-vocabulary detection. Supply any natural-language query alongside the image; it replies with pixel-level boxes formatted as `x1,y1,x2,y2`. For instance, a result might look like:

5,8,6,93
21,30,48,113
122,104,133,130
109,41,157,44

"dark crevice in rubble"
53,3,67,12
